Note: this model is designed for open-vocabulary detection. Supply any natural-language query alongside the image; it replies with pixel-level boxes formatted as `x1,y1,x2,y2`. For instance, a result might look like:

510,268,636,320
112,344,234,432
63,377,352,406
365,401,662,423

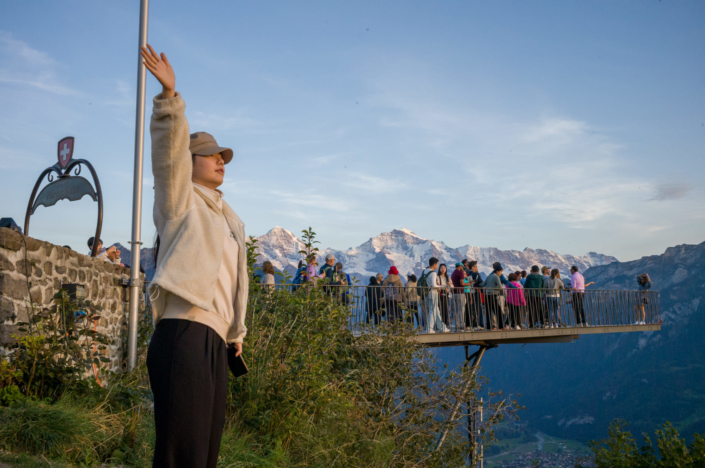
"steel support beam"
435,343,496,452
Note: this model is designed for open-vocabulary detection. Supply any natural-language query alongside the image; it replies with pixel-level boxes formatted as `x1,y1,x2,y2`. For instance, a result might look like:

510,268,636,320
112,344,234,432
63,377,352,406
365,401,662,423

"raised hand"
140,44,175,98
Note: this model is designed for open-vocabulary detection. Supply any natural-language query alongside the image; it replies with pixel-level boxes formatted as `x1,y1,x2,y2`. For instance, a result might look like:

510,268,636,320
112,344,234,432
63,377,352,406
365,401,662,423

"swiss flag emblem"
57,136,74,169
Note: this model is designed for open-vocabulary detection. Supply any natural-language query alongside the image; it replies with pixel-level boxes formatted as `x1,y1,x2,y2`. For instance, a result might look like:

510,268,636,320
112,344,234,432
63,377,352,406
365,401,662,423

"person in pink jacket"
506,273,527,329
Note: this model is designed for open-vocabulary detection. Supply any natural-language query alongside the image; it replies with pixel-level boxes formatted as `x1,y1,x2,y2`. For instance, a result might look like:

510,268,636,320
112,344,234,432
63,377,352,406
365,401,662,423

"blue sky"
1,0,703,261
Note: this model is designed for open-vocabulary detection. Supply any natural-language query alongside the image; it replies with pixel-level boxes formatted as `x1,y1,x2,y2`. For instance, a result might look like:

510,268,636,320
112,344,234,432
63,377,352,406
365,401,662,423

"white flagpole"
127,0,150,371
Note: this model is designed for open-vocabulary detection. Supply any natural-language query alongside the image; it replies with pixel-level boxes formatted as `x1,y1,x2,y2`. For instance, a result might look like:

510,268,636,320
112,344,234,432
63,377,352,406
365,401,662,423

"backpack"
342,273,352,297
320,264,334,282
291,266,308,291
338,274,350,295
385,280,399,301
417,269,432,299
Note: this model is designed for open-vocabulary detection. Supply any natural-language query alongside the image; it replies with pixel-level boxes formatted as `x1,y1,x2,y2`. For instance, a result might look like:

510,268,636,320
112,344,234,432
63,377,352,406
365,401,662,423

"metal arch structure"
24,137,104,257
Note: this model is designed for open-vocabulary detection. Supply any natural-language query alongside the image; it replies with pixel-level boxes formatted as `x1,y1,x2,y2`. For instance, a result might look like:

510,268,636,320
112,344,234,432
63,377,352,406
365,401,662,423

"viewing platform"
280,285,662,348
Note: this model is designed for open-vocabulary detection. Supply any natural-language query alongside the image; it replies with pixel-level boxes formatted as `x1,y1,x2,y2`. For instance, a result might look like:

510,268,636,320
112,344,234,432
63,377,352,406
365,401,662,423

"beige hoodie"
147,92,248,344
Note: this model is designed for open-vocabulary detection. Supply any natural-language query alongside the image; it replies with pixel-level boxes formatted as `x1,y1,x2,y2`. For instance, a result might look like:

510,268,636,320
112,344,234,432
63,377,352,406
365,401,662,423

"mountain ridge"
254,226,618,281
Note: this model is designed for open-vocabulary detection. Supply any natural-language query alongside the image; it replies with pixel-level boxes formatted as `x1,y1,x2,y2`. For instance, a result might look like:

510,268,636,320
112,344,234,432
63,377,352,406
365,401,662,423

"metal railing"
259,283,660,334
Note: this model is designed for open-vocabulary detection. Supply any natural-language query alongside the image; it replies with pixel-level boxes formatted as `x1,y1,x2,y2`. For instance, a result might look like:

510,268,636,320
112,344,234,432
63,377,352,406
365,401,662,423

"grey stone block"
0,228,23,252
0,253,15,272
0,273,29,301
0,324,20,345
0,296,15,321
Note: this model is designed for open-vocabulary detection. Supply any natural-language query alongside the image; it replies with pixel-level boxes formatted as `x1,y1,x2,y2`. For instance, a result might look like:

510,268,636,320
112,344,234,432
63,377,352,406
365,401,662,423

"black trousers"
572,293,586,325
439,294,450,326
147,319,229,468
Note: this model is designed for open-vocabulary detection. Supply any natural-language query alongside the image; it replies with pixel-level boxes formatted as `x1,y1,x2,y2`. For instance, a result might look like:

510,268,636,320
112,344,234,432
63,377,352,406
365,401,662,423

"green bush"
584,419,705,468
3,289,112,402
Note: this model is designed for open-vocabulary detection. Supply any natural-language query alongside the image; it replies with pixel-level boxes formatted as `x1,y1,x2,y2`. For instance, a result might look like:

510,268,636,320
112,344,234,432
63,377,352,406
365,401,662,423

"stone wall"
0,227,144,372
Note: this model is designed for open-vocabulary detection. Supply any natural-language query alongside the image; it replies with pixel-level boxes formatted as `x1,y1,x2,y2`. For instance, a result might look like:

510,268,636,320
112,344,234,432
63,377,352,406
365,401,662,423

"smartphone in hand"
227,346,248,378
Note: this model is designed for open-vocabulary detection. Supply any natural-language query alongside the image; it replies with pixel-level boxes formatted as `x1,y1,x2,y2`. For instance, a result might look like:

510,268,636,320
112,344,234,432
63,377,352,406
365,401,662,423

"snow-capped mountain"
254,226,618,281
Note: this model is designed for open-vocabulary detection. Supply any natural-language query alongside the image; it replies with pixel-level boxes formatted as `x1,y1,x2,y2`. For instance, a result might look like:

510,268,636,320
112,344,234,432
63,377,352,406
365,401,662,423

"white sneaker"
633,321,640,325
427,329,435,334
441,327,451,333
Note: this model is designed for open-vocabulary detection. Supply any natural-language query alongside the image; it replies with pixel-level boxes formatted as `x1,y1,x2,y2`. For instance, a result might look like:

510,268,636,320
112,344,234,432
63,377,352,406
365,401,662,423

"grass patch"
0,451,74,468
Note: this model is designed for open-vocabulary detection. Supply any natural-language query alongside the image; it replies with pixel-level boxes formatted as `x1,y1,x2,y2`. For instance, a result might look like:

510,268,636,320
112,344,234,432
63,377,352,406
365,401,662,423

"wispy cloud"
361,61,674,231
0,31,77,95
343,172,406,194
189,110,265,133
270,189,352,212
650,182,692,202
105,80,133,107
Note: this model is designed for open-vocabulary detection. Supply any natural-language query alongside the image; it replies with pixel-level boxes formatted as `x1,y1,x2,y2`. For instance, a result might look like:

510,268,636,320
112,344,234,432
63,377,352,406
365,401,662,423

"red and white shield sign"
57,136,75,169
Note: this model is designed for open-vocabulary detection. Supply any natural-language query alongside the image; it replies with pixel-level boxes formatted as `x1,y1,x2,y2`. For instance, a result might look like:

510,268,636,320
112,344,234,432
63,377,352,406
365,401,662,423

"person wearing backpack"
382,266,405,323
319,253,336,295
291,259,308,291
419,258,449,333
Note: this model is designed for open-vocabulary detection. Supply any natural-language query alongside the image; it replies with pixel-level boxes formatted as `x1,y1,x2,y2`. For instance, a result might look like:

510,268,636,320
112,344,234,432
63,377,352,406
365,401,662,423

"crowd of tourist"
259,253,654,333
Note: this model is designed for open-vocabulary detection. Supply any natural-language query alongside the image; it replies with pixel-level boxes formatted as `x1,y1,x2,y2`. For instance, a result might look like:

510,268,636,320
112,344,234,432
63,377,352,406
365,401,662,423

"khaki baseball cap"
189,132,233,164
